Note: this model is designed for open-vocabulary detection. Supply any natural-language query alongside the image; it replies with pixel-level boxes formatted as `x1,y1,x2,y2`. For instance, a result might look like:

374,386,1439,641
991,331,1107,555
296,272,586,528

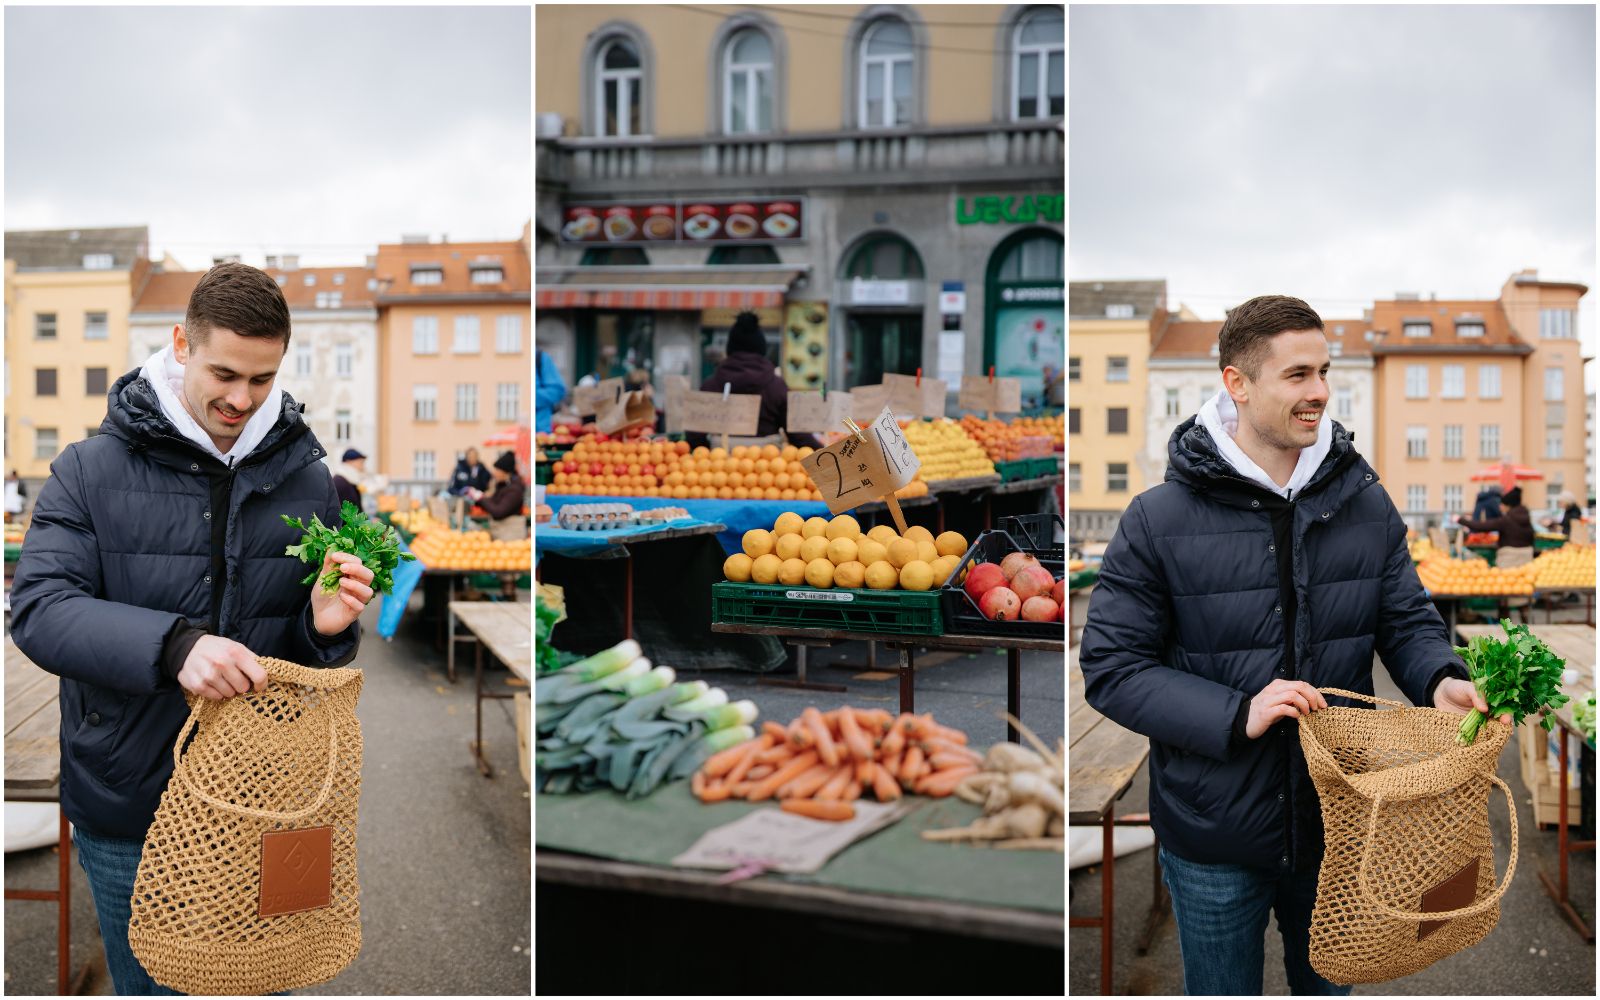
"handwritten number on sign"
821,452,862,499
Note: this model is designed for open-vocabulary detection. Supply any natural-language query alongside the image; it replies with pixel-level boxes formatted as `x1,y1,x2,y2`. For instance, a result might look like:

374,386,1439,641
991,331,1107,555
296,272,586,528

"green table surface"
536,783,1064,914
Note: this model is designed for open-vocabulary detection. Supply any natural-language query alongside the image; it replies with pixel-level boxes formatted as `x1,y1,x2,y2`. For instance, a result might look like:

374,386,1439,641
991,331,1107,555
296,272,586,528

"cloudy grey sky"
1071,4,1596,376
5,6,530,269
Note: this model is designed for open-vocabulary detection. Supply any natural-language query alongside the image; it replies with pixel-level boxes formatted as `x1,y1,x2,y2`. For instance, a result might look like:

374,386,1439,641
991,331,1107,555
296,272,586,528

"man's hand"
178,635,266,701
1433,677,1513,727
311,551,376,637
1246,679,1328,738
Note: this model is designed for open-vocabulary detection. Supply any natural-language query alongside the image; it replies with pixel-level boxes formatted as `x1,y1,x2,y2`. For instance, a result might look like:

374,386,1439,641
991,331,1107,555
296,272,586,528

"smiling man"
1079,295,1510,995
10,260,377,994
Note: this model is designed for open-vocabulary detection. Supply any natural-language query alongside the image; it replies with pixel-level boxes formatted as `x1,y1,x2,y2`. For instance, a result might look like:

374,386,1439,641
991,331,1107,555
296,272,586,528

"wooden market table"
709,623,1062,744
1068,642,1163,996
1456,623,1595,942
4,636,91,995
449,600,532,778
1432,587,1596,644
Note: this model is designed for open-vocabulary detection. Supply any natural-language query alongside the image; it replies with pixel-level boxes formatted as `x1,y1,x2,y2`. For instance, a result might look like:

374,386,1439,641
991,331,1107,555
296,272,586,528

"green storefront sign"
955,194,1064,226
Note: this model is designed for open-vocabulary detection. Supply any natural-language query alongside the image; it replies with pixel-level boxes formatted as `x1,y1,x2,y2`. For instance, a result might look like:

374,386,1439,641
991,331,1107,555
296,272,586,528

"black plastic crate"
998,513,1065,561
939,528,1066,640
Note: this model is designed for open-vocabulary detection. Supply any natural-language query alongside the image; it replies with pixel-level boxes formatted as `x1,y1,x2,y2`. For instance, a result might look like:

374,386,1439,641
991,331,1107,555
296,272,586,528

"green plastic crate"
711,581,943,636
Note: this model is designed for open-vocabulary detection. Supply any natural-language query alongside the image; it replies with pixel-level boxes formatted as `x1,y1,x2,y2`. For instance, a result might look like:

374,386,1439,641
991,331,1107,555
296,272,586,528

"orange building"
374,234,531,485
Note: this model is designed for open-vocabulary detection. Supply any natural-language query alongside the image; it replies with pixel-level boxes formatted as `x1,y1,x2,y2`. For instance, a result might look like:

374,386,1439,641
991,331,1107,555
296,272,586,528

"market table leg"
447,603,457,684
1538,725,1594,941
983,492,992,532
1102,811,1114,994
623,554,633,641
473,639,492,777
58,811,69,995
899,645,914,715
1007,648,1021,743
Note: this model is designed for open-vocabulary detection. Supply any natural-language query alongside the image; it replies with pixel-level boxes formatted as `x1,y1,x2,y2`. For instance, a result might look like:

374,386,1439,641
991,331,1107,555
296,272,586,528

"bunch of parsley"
282,501,416,596
1453,619,1571,746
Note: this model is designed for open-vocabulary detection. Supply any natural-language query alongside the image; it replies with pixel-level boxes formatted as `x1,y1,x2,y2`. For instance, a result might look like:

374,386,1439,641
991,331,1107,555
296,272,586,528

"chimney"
1396,292,1418,300
366,254,377,268
401,233,430,244
265,254,280,270
212,253,240,265
281,254,299,271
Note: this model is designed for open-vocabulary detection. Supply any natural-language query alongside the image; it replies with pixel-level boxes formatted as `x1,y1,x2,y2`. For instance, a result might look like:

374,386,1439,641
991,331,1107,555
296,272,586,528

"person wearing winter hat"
684,312,821,450
468,451,527,540
331,448,365,508
1457,485,1536,614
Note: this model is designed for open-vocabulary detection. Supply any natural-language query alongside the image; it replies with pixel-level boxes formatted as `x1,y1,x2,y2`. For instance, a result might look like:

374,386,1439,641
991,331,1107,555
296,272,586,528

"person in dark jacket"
684,312,821,450
8,261,378,996
1470,484,1503,522
332,447,366,508
1457,485,1535,557
448,447,491,497
1080,295,1508,997
468,451,528,540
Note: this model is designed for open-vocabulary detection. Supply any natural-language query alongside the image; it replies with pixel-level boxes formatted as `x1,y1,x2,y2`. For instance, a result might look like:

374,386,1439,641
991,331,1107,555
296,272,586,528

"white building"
1143,317,1376,486
128,261,382,474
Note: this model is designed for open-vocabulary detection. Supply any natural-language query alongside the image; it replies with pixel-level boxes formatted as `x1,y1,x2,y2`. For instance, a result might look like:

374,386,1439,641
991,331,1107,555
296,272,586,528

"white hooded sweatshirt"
1196,389,1332,500
139,345,283,467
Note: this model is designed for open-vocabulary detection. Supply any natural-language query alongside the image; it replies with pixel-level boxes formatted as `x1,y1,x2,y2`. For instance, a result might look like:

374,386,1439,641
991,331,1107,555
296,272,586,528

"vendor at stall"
469,451,528,541
1457,486,1535,569
1543,491,1584,538
685,312,821,451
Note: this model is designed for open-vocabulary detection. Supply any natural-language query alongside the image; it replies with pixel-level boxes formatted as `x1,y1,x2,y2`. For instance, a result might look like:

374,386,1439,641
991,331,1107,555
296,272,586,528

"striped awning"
535,268,801,311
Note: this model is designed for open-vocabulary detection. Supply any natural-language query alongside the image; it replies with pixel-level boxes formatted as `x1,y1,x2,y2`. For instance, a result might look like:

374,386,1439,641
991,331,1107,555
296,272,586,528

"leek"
561,639,641,681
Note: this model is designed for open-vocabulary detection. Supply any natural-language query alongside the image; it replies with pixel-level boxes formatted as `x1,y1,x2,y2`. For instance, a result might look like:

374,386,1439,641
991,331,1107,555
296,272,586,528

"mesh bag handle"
170,660,340,822
1357,774,1518,922
1316,686,1409,710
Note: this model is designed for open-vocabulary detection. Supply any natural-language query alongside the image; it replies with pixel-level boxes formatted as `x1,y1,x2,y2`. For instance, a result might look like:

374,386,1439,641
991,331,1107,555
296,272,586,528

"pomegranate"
1010,565,1054,601
979,587,1021,621
1000,552,1041,580
1021,596,1060,623
964,563,1007,603
1051,578,1065,607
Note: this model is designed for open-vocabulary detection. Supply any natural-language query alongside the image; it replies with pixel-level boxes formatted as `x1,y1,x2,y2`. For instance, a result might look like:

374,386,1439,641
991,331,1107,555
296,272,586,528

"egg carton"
556,503,636,531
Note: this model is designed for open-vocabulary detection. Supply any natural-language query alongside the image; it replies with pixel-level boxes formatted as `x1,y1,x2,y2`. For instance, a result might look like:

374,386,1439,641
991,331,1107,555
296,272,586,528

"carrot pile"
691,707,979,821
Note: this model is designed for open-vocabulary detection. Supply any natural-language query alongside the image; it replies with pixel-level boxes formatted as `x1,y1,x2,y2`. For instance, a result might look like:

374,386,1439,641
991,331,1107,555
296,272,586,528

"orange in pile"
547,438,826,502
408,529,532,572
1415,554,1535,596
958,414,1058,463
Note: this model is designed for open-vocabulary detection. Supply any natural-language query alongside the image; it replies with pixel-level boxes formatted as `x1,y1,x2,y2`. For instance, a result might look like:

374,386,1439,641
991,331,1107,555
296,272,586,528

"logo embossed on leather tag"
259,827,333,917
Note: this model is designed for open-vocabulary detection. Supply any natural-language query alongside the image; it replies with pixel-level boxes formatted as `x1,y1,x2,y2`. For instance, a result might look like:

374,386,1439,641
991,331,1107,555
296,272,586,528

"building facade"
4,226,151,479
534,4,1064,410
374,235,532,485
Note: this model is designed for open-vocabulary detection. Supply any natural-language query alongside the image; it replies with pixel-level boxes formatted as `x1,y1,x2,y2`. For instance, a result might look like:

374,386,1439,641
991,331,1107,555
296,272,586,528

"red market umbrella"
482,428,519,448
1468,461,1544,493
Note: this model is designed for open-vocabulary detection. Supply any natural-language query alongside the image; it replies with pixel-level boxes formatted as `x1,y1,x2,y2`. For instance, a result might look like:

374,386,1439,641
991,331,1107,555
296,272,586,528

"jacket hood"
709,351,781,385
1167,409,1368,508
101,367,316,474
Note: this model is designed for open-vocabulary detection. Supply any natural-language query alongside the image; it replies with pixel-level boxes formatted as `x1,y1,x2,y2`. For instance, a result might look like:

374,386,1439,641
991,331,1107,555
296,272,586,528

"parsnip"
1046,814,1064,837
1008,770,1065,816
983,742,1047,774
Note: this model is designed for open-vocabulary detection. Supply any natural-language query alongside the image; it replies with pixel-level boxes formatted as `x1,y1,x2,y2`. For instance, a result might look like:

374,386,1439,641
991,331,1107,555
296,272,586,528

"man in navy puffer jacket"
1080,295,1510,995
10,261,379,995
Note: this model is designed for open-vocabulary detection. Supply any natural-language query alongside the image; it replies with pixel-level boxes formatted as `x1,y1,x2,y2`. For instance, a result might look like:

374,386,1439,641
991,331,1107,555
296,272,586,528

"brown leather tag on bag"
1418,857,1480,940
259,827,333,917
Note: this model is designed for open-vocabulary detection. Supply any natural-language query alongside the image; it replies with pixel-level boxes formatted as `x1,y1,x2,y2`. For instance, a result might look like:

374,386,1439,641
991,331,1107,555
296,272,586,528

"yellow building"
1067,279,1164,539
374,234,532,485
4,226,150,480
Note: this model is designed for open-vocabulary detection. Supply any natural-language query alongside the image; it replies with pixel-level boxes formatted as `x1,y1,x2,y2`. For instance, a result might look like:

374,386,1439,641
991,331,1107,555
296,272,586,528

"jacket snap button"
1365,473,1372,480
1251,499,1260,508
190,463,199,472
1321,511,1330,519
1282,855,1289,865
1274,605,1282,614
1268,544,1275,552
203,511,211,520
263,483,272,492
1278,792,1285,801
87,712,102,726
204,575,211,584
312,449,320,457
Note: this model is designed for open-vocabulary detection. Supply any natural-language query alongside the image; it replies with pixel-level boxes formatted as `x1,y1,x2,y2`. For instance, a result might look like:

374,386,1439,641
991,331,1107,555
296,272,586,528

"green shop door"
846,313,922,387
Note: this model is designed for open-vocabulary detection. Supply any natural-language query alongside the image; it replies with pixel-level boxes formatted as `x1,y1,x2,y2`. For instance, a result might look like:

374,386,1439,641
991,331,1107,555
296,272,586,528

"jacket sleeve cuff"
300,602,360,666
1423,663,1468,708
159,620,207,683
1229,697,1251,750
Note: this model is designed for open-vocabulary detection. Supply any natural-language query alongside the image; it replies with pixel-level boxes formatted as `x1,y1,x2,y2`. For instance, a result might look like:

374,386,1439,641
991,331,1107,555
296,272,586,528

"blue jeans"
1159,845,1352,996
73,826,290,997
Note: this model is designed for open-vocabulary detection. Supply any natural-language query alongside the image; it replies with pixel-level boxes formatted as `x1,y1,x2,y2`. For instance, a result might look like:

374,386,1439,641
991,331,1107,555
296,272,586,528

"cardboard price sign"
786,390,851,434
883,373,948,418
662,375,691,434
595,386,656,435
799,406,921,516
849,384,890,422
678,389,761,436
572,377,626,417
958,375,1022,415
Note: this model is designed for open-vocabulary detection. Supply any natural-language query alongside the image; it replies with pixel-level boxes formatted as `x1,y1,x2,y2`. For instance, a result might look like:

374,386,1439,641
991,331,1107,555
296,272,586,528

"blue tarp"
534,516,712,560
377,536,426,639
540,494,831,555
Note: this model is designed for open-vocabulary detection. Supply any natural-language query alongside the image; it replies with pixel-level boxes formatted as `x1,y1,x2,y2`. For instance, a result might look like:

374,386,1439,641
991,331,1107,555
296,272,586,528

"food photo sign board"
679,387,761,450
800,406,922,532
958,375,1023,416
559,198,806,246
786,390,852,435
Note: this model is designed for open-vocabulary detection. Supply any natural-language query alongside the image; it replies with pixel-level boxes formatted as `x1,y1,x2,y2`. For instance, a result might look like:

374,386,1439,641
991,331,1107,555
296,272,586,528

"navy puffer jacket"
1079,416,1465,872
10,369,359,839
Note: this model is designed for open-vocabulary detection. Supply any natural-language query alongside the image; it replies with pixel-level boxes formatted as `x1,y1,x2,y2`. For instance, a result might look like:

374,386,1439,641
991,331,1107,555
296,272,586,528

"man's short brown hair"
184,262,292,348
1217,295,1324,379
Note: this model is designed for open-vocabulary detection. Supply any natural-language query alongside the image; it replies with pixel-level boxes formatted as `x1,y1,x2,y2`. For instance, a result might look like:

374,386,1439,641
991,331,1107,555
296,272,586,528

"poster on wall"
783,302,829,390
560,198,806,246
994,307,1064,407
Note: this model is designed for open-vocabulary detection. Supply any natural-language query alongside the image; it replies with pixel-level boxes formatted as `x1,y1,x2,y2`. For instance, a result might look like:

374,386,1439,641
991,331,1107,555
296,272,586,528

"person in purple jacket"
684,312,821,450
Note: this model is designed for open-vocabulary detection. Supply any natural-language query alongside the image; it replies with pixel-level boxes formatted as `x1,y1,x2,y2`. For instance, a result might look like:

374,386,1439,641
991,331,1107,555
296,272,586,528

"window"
724,28,774,133
367,278,377,291
1457,321,1484,338
412,316,439,354
410,266,443,286
996,234,1063,281
1068,463,1081,493
35,313,56,340
1406,425,1427,459
413,384,438,422
1106,357,1129,382
1209,343,1220,358
35,368,56,396
333,272,345,285
1540,308,1576,339
1165,387,1180,418
1443,424,1462,459
1546,428,1563,459
1068,408,1080,434
1479,364,1501,399
453,316,481,354
275,275,287,286
1012,6,1064,120
469,264,504,285
1329,342,1343,357
597,38,642,137
580,246,652,266
859,19,914,128
84,312,108,340
1107,463,1129,493
1443,485,1463,513
844,234,924,280
82,253,113,269
85,367,108,396
335,409,352,443
303,273,315,287
313,291,342,308
1403,322,1431,338
295,343,313,377
1441,365,1464,399
34,428,57,460
1406,485,1427,512
1480,424,1500,459
496,314,523,354
497,382,521,422
1068,357,1080,382
1105,303,1133,319
1334,387,1353,420
413,450,436,480
455,383,478,422
1107,408,1128,434
335,343,353,378
1545,366,1564,401
1405,365,1428,399
315,292,329,308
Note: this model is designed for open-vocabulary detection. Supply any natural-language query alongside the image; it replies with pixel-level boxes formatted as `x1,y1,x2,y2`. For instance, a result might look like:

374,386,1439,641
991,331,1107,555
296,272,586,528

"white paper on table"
672,799,915,874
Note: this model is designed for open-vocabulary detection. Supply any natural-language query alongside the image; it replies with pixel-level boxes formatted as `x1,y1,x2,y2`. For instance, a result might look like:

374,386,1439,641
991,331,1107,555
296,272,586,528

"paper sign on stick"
678,389,761,436
883,373,948,418
787,390,851,434
958,375,1023,415
595,385,656,435
662,375,691,434
799,406,922,516
849,384,890,422
572,377,625,417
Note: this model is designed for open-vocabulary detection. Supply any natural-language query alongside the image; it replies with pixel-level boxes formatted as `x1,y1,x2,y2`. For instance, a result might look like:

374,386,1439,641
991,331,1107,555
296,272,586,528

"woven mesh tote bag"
130,658,364,995
1297,687,1516,985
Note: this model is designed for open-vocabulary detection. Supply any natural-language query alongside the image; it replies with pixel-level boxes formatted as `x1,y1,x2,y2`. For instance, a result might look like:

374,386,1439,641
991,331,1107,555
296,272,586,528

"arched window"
1012,7,1063,120
596,38,642,137
996,234,1062,281
859,19,915,128
723,29,774,134
844,233,924,281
